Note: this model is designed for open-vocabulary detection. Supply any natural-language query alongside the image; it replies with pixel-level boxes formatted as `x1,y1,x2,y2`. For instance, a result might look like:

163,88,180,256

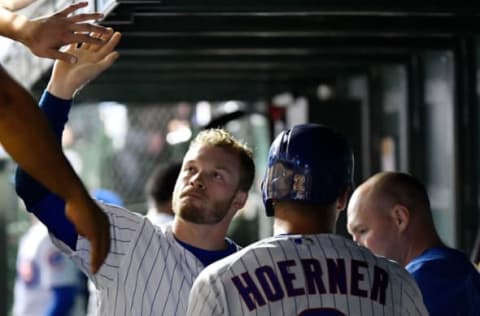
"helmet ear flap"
262,130,287,217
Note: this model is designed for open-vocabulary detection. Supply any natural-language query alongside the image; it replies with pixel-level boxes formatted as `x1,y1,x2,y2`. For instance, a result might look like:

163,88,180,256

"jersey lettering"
256,266,284,301
278,260,305,296
232,258,389,311
370,265,389,305
350,259,368,298
232,272,267,311
301,258,327,294
326,258,347,294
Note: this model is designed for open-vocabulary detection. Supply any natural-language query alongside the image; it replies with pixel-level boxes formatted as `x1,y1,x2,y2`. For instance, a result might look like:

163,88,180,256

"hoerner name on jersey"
231,257,388,311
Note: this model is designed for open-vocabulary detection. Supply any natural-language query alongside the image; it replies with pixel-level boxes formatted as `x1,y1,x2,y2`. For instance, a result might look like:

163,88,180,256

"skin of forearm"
0,70,89,202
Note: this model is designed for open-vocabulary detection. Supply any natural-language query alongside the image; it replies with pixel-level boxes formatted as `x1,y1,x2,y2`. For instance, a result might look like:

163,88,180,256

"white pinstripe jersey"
187,234,428,316
52,203,205,316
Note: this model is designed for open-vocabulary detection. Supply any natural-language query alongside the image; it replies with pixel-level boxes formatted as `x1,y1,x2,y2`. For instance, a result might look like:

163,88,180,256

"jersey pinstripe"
187,234,428,316
52,203,205,316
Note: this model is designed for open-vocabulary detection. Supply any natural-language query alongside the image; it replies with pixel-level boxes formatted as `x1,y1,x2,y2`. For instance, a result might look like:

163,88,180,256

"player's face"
347,187,403,264
172,144,244,224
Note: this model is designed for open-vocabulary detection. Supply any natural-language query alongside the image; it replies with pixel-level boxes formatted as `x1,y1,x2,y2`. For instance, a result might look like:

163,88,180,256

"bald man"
347,171,480,316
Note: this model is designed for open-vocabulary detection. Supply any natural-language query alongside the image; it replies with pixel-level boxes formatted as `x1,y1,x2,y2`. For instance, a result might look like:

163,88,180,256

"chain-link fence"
66,101,194,212
65,100,271,215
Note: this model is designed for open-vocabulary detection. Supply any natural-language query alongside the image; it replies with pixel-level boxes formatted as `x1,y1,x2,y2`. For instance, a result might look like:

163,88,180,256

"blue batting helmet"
262,124,354,216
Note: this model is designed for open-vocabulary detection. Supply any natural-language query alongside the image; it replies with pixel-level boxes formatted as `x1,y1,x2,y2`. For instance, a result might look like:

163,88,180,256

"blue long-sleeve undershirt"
15,91,78,249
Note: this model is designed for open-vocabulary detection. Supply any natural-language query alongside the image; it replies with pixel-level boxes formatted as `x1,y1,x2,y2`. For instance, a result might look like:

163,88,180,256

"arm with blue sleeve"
15,91,78,250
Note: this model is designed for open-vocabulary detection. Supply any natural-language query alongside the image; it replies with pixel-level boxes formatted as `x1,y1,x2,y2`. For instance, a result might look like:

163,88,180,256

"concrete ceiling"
31,0,480,103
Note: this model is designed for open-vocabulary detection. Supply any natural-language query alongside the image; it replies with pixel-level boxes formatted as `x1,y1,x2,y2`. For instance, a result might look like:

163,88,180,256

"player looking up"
187,124,428,316
15,30,255,315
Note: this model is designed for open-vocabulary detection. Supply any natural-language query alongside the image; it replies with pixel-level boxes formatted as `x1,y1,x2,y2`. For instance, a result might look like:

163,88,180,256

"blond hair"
190,129,255,192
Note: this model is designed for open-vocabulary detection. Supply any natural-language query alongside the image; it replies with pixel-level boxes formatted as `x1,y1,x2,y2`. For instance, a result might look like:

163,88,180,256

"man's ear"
392,204,409,232
232,191,248,210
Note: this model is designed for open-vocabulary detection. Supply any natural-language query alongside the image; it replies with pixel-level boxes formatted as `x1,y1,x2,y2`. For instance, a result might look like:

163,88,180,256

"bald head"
347,172,438,266
362,172,431,217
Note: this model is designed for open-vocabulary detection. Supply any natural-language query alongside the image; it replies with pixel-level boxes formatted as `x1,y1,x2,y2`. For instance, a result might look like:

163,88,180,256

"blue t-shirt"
406,247,480,316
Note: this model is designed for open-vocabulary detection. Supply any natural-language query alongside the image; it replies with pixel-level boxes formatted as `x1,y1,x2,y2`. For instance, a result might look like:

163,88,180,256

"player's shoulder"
407,246,480,283
98,202,147,228
98,202,176,244
353,244,406,273
407,246,471,271
332,235,415,279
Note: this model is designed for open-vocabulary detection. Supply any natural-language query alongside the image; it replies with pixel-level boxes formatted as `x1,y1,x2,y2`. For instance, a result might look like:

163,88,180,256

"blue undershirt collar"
175,237,238,267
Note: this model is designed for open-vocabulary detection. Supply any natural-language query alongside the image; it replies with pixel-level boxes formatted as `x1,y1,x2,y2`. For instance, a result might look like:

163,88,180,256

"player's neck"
172,217,229,250
273,217,334,235
403,228,445,266
273,205,336,235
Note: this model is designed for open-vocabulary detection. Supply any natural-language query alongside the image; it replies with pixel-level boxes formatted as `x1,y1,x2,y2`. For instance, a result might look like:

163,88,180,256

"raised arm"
0,1,108,63
13,30,121,272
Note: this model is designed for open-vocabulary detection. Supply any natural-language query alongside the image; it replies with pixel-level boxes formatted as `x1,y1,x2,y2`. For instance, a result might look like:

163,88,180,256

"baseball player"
187,124,428,316
13,219,85,316
15,31,255,315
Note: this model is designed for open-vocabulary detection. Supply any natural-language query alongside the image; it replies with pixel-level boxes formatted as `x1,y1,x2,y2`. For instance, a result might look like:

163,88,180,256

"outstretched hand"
20,2,109,63
46,29,121,273
64,190,110,274
47,29,121,99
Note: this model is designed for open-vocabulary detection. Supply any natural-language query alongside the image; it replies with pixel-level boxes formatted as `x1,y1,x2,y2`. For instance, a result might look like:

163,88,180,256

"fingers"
70,22,109,35
98,51,120,70
56,2,89,17
85,28,113,52
70,33,106,47
66,28,120,69
47,49,77,64
73,28,112,51
68,13,106,24
57,2,108,36
99,31,121,56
